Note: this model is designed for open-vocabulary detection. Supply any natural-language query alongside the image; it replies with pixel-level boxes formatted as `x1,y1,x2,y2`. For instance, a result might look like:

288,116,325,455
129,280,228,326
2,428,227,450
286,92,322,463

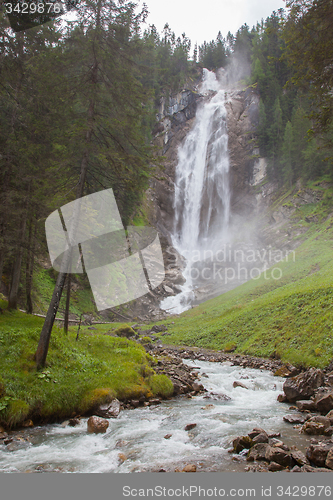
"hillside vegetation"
0,309,172,428
150,180,333,369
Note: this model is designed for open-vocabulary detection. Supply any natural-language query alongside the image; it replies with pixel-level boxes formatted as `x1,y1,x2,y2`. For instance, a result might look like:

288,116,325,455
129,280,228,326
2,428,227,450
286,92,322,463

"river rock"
248,427,266,439
296,400,317,411
306,442,333,467
95,399,121,418
21,419,34,428
252,432,269,445
68,418,80,427
192,382,204,392
233,381,248,389
290,450,309,466
185,423,196,431
315,392,333,414
283,368,324,402
6,440,31,452
182,464,196,472
247,443,271,461
265,446,292,467
283,414,307,424
325,448,333,469
203,392,231,401
293,464,332,472
302,415,331,435
268,461,285,471
233,435,253,453
274,365,297,378
87,416,109,434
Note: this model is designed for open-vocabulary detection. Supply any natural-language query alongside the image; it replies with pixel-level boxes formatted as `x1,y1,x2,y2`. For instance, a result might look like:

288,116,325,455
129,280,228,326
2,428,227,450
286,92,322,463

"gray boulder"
283,368,324,402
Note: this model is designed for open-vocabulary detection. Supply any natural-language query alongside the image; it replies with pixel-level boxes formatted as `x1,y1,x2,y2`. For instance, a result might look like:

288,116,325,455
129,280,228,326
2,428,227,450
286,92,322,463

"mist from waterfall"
161,69,231,314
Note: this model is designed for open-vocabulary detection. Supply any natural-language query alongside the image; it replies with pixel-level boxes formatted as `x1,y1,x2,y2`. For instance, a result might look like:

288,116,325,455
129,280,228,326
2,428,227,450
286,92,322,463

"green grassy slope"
0,310,172,428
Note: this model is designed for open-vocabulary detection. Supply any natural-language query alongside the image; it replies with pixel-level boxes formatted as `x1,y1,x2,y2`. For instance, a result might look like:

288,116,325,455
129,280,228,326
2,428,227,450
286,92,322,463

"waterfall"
161,69,231,314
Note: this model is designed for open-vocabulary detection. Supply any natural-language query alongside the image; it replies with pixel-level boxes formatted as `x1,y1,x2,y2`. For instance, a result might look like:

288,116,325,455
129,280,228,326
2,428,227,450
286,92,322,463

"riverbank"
0,356,296,473
2,333,333,472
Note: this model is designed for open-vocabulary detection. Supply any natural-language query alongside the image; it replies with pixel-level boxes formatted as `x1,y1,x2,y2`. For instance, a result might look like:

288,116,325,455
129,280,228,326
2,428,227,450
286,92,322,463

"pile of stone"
278,367,333,431
152,345,289,374
152,351,205,396
231,427,333,472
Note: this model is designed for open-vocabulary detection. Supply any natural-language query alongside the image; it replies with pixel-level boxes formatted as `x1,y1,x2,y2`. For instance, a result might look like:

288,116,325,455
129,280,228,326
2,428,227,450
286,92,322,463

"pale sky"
141,0,287,47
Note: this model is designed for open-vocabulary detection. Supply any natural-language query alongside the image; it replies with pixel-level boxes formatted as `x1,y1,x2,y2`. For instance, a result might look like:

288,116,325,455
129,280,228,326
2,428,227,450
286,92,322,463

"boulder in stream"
87,416,109,434
283,368,324,402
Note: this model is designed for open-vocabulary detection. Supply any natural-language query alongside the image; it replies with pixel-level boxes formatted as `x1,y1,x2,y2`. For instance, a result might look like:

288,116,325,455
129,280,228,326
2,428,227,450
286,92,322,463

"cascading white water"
161,69,231,314
0,362,309,473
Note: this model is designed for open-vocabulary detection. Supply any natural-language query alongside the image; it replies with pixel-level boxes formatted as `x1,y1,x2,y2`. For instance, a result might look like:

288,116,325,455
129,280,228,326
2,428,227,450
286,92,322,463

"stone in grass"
87,416,109,434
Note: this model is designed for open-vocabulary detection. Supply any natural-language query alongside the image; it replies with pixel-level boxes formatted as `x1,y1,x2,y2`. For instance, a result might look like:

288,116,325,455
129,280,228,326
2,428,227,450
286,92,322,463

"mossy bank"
0,309,173,429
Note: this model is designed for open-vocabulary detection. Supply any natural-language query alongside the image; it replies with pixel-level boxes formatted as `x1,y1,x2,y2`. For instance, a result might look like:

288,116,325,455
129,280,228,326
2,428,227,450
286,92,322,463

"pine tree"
281,121,293,186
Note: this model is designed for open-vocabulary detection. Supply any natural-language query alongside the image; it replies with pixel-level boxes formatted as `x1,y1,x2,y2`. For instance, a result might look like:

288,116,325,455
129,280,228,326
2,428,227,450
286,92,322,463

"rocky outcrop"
232,426,333,472
283,368,324,402
95,399,121,419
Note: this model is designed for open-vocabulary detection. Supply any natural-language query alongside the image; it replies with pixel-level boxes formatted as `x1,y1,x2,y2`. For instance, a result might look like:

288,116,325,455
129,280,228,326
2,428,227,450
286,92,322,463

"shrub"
114,325,136,338
4,399,30,428
147,374,174,398
79,387,115,413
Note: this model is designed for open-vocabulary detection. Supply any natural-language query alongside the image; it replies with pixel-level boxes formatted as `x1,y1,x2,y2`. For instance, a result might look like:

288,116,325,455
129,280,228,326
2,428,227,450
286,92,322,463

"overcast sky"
141,0,286,47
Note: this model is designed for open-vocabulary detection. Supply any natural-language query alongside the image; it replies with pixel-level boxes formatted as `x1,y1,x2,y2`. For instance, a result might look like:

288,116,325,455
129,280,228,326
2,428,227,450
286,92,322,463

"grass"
32,268,96,316
0,310,170,429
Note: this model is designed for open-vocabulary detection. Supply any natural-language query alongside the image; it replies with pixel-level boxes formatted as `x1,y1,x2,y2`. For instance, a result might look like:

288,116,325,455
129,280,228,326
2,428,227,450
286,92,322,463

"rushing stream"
0,361,311,473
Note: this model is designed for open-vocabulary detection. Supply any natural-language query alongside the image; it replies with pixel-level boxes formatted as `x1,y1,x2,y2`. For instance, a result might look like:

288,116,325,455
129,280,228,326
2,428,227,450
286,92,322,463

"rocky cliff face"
149,80,268,241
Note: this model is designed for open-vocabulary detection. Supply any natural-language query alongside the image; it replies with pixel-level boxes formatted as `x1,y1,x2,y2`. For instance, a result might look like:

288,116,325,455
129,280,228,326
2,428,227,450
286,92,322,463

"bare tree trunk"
35,0,102,368
8,208,28,310
64,273,71,334
26,217,37,314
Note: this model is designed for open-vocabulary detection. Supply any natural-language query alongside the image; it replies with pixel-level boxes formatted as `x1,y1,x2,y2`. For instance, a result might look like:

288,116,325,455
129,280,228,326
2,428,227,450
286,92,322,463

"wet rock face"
87,416,109,434
225,88,261,214
306,441,333,467
95,399,121,419
283,368,324,402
